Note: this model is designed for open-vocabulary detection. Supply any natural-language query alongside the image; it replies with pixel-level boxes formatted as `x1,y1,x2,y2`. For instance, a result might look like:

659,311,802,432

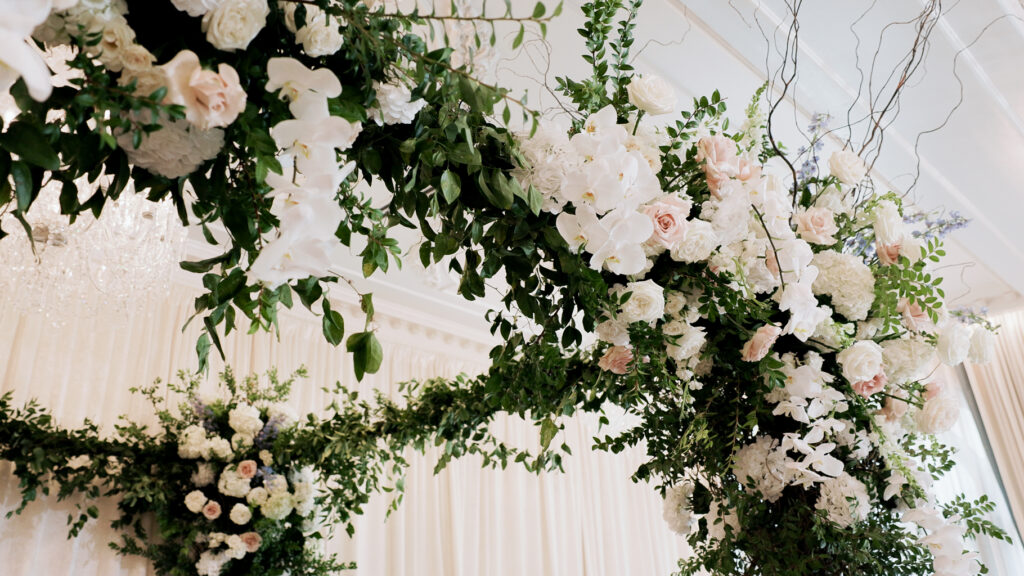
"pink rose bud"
202,500,222,520
877,242,901,266
741,324,782,362
852,371,887,398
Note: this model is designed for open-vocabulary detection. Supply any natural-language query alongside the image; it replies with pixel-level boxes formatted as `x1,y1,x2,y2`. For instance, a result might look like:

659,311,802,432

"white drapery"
0,285,688,576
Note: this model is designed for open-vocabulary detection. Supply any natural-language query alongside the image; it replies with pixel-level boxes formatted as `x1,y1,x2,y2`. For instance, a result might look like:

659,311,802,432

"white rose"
202,0,269,52
595,318,630,346
664,292,687,316
371,81,427,125
915,393,959,434
171,0,221,17
670,219,719,263
185,490,208,513
246,486,269,507
224,534,246,559
837,340,884,383
937,321,971,366
873,200,905,246
625,74,677,116
828,149,867,186
261,491,294,520
618,280,665,325
968,326,995,364
229,503,253,525
295,13,344,57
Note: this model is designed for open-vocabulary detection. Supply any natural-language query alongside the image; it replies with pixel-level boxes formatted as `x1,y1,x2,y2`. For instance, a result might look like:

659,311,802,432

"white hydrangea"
192,463,216,487
937,321,972,366
370,80,427,125
968,326,995,364
815,473,870,528
208,437,233,461
661,482,696,535
196,550,227,576
261,491,295,520
178,425,210,460
228,403,264,437
733,436,791,503
218,467,251,498
881,337,934,384
118,118,225,179
706,499,740,541
811,250,875,321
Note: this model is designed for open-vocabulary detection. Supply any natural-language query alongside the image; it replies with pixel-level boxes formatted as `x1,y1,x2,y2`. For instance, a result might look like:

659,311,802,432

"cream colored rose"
741,324,781,362
794,207,838,245
828,149,867,186
171,0,220,17
163,50,246,130
595,318,629,346
618,280,665,325
290,7,344,57
185,490,208,513
246,486,269,507
229,503,253,525
837,340,884,383
626,74,677,116
92,16,136,72
670,219,718,263
202,0,269,52
876,241,901,266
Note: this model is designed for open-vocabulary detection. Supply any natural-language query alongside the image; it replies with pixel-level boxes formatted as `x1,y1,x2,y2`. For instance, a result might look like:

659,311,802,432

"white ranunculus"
837,340,884,384
171,0,220,16
828,149,868,186
185,490,208,513
873,200,905,246
202,0,269,52
937,321,971,366
915,393,959,434
625,74,677,116
618,280,665,324
670,219,718,263
370,80,426,125
229,503,253,525
968,326,995,364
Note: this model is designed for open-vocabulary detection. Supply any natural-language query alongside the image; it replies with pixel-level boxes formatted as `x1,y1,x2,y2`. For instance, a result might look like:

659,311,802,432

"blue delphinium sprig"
906,209,969,241
796,113,831,186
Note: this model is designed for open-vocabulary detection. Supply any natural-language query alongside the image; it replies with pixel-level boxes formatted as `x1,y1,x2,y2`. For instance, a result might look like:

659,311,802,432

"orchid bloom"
271,96,362,174
265,57,342,114
0,0,56,102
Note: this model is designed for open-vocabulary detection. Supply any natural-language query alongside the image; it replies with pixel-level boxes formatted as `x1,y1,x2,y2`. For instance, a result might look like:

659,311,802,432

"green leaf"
346,331,384,381
0,122,59,170
322,300,345,346
532,1,546,18
360,293,375,320
540,418,557,449
11,161,34,212
513,24,526,49
440,169,461,203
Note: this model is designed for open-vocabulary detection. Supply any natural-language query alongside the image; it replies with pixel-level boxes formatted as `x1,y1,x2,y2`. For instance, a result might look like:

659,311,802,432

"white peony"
661,482,695,535
229,503,253,525
117,117,224,179
670,219,719,263
881,337,934,384
617,280,665,325
371,80,427,125
171,0,220,16
968,326,995,364
202,0,269,52
228,403,264,437
185,490,208,513
937,321,972,366
837,340,884,384
828,149,867,186
815,473,870,528
625,74,677,116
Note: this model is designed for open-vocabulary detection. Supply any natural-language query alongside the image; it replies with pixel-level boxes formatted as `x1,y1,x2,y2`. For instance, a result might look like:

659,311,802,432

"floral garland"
0,1,1014,575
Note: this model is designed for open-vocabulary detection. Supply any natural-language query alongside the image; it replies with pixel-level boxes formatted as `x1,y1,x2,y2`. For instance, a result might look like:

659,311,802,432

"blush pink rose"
924,381,944,400
877,241,901,266
237,460,258,479
598,346,633,375
643,196,692,248
202,500,222,520
852,371,887,398
163,50,247,130
878,392,909,422
696,134,740,197
240,532,263,553
794,207,839,245
897,298,933,333
741,324,782,362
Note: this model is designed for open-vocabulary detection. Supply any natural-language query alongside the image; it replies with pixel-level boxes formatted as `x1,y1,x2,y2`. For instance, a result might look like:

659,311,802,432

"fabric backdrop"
0,284,689,576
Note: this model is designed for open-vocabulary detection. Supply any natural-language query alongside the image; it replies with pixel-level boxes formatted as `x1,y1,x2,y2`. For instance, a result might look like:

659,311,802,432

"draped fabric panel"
962,309,1024,541
0,285,687,576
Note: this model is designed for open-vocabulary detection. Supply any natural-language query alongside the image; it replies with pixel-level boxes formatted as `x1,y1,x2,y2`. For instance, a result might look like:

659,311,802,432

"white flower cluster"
814,472,871,528
370,80,426,126
661,482,696,535
904,506,981,576
811,250,875,321
249,58,363,287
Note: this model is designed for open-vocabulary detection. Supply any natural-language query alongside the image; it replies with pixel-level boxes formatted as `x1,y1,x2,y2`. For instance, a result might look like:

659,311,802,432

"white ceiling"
179,0,1024,329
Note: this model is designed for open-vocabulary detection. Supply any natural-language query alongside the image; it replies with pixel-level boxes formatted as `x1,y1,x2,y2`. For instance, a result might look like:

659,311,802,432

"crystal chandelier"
0,180,187,322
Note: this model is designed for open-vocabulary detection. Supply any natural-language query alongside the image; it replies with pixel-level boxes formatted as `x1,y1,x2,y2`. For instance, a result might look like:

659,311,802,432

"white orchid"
265,57,342,113
0,0,55,102
271,96,362,174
